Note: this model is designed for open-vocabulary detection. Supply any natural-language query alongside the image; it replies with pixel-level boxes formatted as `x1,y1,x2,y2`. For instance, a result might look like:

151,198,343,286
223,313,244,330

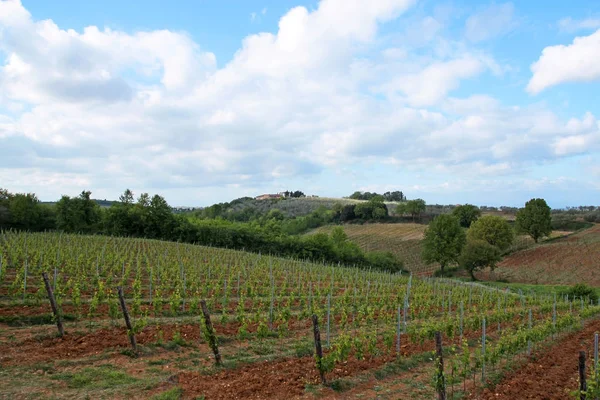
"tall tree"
452,204,481,228
422,214,466,273
467,215,514,251
516,198,552,243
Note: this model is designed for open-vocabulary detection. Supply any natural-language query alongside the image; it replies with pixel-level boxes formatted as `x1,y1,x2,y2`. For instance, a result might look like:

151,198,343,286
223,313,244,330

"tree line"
348,190,405,201
0,188,403,272
422,199,553,279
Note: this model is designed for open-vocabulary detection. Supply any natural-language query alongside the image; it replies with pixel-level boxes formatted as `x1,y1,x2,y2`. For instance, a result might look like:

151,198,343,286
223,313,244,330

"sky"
0,0,599,208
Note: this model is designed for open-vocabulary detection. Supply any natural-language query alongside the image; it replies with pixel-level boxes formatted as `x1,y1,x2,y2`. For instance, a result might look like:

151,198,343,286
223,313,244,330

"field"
308,223,432,275
309,223,572,276
1,231,599,399
481,224,600,286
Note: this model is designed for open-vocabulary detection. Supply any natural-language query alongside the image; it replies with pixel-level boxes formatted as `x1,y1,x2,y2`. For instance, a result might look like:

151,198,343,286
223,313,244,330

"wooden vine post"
434,331,446,400
117,286,137,352
42,272,64,337
580,350,587,400
312,314,326,385
200,300,222,366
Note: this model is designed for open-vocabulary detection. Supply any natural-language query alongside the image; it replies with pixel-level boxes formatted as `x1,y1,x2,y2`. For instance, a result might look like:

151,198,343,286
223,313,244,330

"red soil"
473,319,600,399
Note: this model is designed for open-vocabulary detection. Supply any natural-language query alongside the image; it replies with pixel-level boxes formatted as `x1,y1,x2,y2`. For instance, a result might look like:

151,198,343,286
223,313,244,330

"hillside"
479,224,600,286
308,223,434,274
220,196,401,218
310,222,575,277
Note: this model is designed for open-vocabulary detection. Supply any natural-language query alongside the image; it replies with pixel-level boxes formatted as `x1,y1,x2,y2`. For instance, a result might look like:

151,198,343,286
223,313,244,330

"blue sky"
1,0,599,208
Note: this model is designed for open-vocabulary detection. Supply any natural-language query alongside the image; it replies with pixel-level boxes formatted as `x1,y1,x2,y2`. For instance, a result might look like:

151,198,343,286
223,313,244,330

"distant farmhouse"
255,193,284,200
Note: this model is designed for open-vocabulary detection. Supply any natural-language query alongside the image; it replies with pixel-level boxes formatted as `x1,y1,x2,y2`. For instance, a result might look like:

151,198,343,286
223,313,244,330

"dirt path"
473,319,600,399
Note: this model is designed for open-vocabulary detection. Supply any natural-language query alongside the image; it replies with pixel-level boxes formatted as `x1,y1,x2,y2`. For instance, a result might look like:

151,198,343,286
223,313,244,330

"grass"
0,313,76,327
151,387,183,400
52,364,138,389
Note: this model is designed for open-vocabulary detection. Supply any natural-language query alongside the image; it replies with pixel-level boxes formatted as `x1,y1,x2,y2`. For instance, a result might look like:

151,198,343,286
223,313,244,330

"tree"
516,198,552,243
452,204,481,228
422,214,466,273
467,215,514,251
404,199,426,222
459,239,501,280
339,204,356,222
9,193,41,230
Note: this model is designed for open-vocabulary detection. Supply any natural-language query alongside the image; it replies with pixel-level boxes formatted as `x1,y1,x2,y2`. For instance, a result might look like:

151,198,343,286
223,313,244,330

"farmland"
308,223,433,275
1,231,599,399
308,223,573,276
482,224,600,286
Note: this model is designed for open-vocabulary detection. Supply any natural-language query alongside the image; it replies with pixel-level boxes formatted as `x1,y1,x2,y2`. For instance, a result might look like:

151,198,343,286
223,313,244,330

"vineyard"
0,231,598,399
309,223,433,275
309,223,571,277
484,224,600,286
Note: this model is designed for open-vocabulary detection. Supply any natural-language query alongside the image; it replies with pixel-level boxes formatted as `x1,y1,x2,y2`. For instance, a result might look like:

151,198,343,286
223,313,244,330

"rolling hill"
480,224,600,286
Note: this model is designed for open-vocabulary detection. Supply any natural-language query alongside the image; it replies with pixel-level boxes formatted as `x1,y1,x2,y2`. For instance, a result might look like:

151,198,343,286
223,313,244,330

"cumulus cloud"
0,0,599,204
527,29,600,94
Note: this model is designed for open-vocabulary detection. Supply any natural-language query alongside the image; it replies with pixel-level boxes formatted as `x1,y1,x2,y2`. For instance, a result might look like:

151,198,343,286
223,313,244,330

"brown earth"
472,319,600,399
482,224,600,286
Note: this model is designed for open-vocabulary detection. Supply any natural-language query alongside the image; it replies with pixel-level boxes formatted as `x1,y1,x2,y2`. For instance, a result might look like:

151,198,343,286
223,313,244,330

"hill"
210,196,401,218
309,222,576,276
308,223,434,274
479,224,600,286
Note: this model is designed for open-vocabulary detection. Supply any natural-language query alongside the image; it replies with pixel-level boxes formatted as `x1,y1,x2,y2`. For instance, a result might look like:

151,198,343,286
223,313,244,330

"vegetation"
467,215,514,252
397,199,426,222
348,190,405,201
0,188,402,272
452,204,481,228
422,214,465,273
459,239,502,280
516,198,552,243
562,284,598,303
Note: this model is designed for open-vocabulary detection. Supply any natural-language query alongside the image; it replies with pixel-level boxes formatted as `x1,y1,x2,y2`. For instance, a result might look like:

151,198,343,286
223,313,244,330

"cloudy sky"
1,0,599,207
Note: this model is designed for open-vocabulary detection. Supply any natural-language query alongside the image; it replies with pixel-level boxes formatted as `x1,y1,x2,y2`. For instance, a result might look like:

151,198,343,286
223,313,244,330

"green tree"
404,199,426,221
422,214,466,273
516,198,552,243
9,193,41,230
0,188,13,228
452,204,481,228
459,239,501,280
467,215,514,251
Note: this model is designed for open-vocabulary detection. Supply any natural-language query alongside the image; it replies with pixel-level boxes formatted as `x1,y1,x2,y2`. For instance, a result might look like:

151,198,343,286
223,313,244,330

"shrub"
563,284,598,303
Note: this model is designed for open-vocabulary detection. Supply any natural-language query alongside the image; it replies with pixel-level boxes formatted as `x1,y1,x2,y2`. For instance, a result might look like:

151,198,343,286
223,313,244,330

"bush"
563,284,598,303
551,214,593,231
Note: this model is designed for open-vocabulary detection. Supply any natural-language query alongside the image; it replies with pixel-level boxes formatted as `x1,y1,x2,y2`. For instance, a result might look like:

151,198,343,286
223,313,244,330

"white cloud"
465,3,517,42
0,0,599,205
558,17,600,33
379,56,487,107
527,29,600,94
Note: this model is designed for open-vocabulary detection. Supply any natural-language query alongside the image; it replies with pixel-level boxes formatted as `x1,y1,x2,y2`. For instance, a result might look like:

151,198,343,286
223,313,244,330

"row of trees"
348,190,405,202
422,198,552,279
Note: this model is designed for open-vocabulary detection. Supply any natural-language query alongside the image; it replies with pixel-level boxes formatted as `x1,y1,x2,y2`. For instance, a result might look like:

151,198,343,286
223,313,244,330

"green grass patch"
151,386,183,400
477,281,600,297
52,364,137,389
0,313,76,327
